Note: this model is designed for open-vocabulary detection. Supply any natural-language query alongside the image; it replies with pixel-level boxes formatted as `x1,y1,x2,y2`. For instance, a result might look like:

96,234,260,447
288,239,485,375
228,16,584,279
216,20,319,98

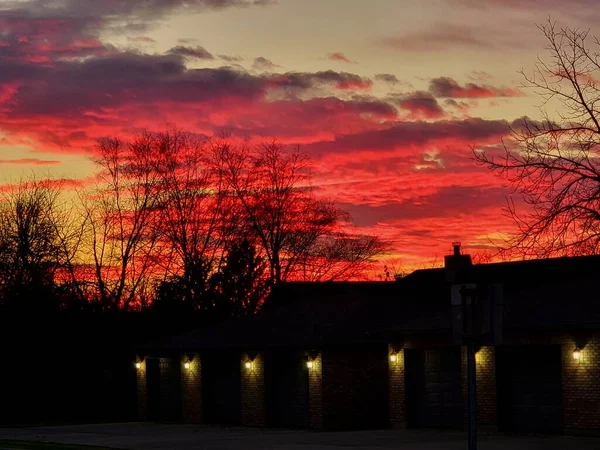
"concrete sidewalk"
1,423,599,450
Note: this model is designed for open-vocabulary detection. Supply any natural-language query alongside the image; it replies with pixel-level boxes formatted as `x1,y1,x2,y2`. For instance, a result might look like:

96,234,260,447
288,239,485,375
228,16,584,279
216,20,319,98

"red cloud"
0,2,527,266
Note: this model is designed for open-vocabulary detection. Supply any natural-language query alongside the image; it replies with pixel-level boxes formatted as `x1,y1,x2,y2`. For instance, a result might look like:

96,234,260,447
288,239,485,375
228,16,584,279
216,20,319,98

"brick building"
136,247,600,434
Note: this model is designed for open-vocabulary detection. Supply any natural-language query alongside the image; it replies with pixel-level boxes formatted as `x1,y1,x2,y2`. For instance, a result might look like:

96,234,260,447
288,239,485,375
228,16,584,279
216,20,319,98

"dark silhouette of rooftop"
158,252,600,352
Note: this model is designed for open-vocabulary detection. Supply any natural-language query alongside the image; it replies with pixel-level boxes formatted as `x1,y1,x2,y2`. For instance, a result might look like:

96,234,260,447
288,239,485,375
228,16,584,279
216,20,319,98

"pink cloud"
327,52,356,64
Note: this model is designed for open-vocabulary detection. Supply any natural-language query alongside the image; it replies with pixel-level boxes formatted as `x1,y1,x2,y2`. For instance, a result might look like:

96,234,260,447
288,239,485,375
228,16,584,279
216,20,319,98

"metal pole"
460,285,478,450
467,339,477,450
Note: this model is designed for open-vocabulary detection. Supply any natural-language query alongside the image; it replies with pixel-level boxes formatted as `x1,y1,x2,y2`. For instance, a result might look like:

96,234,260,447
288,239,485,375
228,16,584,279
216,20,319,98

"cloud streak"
327,52,356,64
429,77,524,98
252,56,279,71
382,23,491,52
168,45,214,59
0,158,60,165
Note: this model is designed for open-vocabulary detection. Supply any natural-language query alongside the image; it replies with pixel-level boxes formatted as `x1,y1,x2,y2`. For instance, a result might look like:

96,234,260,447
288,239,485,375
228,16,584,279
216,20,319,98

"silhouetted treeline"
0,131,384,318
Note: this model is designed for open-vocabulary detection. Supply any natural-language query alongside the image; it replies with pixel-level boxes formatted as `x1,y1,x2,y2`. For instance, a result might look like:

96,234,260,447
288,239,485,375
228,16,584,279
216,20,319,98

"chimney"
444,241,472,282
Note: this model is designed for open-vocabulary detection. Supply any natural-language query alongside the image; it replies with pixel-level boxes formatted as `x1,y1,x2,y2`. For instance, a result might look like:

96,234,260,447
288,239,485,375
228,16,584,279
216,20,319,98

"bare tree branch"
476,20,600,258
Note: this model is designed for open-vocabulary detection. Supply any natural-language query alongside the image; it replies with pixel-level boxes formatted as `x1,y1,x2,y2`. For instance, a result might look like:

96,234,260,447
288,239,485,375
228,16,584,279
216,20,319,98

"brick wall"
475,346,497,425
181,354,202,423
241,352,266,427
136,358,147,421
562,334,600,432
388,345,405,428
461,346,497,427
308,353,323,429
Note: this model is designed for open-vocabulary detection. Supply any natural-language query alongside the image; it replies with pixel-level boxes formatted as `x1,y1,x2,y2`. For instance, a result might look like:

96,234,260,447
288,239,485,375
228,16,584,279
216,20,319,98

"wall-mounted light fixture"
134,356,144,369
573,347,581,360
184,354,195,370
390,352,398,363
306,360,314,369
245,360,253,370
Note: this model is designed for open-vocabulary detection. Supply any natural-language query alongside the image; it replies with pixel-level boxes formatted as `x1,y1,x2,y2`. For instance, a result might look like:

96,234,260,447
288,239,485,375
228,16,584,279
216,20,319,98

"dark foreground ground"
1,423,599,450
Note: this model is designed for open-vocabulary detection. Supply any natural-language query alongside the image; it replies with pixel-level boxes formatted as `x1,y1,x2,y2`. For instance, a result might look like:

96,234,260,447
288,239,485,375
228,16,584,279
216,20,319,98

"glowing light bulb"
135,362,141,369
306,360,314,369
184,361,190,369
390,353,397,363
245,361,252,369
573,349,581,360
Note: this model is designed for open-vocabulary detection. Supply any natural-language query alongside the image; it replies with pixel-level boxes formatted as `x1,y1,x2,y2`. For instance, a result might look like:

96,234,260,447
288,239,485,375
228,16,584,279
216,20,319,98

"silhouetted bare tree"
296,234,386,281
477,21,600,257
0,180,63,310
83,135,163,311
149,130,236,309
220,141,384,283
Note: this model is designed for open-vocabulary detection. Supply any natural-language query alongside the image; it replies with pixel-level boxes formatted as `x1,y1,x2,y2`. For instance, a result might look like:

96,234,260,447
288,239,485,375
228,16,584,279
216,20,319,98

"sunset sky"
0,0,597,267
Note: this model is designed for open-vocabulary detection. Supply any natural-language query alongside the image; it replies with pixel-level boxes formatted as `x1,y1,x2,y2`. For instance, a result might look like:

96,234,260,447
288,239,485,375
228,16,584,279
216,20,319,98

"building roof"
158,254,600,351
